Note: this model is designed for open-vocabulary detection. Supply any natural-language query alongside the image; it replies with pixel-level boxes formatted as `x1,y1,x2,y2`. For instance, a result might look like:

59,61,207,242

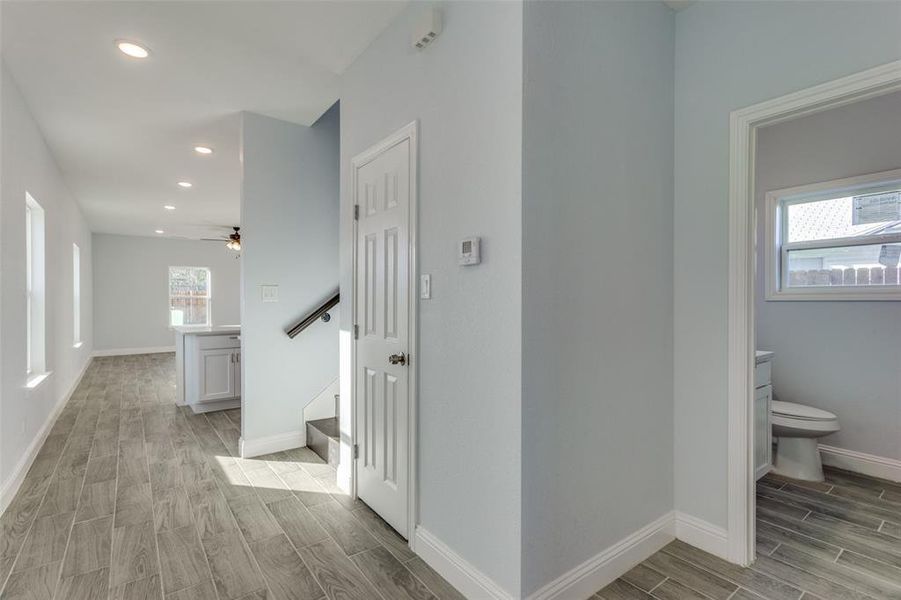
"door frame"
350,121,419,547
726,60,901,565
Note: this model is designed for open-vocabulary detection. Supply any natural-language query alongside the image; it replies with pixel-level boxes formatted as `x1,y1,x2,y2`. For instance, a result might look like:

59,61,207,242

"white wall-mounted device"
458,237,481,266
412,8,443,50
260,284,279,303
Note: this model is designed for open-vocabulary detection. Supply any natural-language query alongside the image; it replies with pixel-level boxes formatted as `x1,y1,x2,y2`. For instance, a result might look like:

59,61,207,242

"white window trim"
26,202,33,375
168,266,212,327
25,192,47,379
73,243,82,347
764,167,901,301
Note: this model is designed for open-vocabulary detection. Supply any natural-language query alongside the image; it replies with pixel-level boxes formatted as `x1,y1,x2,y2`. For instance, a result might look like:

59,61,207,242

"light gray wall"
755,91,901,461
1,63,93,502
674,1,901,528
521,1,675,594
92,233,240,351
339,2,523,594
240,107,339,447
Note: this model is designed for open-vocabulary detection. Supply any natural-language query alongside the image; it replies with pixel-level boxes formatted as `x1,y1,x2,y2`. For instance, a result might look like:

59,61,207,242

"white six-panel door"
354,133,412,537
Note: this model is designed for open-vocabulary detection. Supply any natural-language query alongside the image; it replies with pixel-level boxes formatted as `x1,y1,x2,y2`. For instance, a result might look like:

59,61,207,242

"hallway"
0,354,462,600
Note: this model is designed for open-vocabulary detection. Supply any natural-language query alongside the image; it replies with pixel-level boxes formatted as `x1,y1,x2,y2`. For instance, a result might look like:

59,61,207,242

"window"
73,243,82,346
25,193,47,381
765,168,901,301
169,266,211,326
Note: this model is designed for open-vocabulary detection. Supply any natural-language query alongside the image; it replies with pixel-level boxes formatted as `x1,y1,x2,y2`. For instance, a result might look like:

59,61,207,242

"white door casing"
353,123,418,538
727,61,901,565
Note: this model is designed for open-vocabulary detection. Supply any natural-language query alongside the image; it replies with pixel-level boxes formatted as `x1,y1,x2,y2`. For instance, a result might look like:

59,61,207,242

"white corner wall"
1,63,93,510
674,1,901,529
755,91,901,463
339,2,524,595
92,233,241,353
240,106,339,454
521,1,675,594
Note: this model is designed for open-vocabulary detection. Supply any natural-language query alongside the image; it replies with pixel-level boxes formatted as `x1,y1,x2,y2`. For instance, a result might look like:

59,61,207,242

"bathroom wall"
755,90,901,463
673,0,901,531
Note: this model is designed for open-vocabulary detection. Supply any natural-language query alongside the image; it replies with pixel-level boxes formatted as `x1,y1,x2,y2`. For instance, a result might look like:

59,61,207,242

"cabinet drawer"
755,360,772,388
197,334,241,350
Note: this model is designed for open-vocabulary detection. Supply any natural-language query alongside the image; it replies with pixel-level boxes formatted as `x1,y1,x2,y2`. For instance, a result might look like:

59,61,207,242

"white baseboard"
240,430,305,458
0,357,93,515
820,444,901,484
92,346,175,357
674,511,728,560
189,398,241,414
526,512,675,600
414,526,514,600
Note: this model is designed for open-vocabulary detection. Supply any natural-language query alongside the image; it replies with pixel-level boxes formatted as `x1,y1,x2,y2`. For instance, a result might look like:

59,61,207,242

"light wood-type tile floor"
0,353,464,600
596,468,901,599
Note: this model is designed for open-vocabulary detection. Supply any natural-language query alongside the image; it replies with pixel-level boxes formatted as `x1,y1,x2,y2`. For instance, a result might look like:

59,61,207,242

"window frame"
73,243,82,347
25,192,47,384
167,266,212,327
764,167,901,301
26,202,33,375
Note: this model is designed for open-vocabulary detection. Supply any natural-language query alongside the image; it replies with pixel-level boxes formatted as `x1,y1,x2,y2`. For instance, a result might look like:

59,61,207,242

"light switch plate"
420,274,431,299
261,285,279,303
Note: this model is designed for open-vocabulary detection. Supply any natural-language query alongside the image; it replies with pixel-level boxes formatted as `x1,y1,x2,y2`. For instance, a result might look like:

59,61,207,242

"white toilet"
771,400,840,482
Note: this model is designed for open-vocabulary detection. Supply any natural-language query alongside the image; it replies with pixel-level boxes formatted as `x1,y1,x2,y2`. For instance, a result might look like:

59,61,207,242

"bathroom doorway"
726,61,901,566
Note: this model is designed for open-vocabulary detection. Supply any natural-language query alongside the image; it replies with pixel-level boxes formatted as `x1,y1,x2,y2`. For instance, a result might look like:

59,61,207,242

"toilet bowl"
771,400,840,482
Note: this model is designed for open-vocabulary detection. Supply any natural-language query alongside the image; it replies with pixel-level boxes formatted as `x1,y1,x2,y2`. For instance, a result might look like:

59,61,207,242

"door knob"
388,353,407,366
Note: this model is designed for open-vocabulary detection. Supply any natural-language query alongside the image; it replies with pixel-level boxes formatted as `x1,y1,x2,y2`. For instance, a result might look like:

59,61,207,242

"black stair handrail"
285,291,339,339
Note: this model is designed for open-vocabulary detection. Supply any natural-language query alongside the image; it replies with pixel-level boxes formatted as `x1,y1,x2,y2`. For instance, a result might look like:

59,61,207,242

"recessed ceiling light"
155,229,164,234
164,205,176,210
194,146,214,155
116,40,150,59
177,181,193,188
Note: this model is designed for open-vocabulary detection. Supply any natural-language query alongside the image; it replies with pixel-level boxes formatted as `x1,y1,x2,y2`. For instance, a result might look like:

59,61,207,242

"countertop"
756,350,774,364
172,325,241,336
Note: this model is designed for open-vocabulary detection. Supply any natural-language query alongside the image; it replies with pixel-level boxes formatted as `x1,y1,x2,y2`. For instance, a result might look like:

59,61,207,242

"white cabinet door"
199,348,236,402
754,384,772,480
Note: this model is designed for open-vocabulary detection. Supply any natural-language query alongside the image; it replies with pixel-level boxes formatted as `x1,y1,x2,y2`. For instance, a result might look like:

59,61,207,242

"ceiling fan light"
226,239,241,251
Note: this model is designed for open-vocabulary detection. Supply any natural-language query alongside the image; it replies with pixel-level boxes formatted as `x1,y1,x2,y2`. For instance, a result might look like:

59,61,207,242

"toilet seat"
771,400,836,422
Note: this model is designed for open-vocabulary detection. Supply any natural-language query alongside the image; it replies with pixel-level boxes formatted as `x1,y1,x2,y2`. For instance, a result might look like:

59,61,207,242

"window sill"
25,371,52,389
766,288,901,301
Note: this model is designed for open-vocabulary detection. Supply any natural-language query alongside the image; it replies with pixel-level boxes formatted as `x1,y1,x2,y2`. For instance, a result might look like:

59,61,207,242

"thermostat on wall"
458,237,481,266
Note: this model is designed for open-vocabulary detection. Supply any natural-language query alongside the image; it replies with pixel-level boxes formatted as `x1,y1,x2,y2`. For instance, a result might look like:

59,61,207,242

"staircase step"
306,417,339,467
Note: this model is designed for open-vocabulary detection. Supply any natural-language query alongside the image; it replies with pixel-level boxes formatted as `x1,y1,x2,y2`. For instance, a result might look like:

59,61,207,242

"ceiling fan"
202,226,241,252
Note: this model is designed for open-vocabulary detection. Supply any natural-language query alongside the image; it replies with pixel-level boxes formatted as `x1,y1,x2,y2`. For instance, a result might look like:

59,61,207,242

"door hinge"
353,444,359,459
353,324,359,339
353,205,359,220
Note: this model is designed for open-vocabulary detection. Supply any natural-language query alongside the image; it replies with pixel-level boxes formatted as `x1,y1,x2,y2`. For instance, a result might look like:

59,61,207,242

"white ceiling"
1,1,407,239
